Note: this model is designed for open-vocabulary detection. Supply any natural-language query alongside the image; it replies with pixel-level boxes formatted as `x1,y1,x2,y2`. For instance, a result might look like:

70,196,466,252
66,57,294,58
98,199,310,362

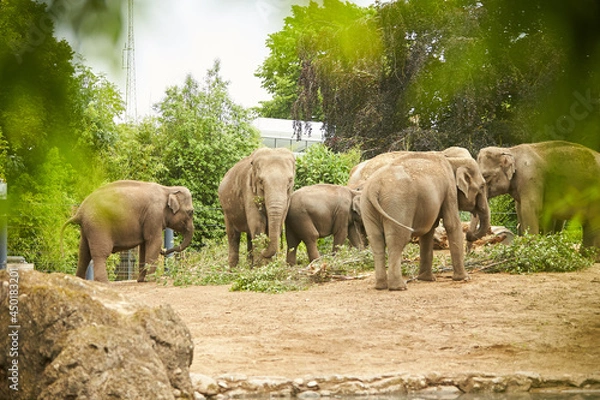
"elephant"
477,140,600,249
360,152,482,290
218,147,296,268
348,147,491,241
285,184,365,265
61,180,195,283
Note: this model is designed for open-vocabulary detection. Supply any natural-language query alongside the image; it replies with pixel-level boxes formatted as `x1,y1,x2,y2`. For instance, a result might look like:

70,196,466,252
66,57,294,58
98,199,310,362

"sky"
66,0,374,119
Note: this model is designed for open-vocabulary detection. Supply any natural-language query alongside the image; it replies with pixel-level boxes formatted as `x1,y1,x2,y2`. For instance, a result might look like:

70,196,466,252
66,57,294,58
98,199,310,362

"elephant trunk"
466,194,491,241
261,201,287,259
162,227,194,256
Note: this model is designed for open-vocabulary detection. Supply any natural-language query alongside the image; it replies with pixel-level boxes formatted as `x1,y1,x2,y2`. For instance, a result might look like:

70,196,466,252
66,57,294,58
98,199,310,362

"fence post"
86,260,94,280
164,228,174,258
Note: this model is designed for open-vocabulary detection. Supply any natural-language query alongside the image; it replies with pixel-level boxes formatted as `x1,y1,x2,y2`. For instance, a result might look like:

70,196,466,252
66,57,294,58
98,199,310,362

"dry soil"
117,264,600,380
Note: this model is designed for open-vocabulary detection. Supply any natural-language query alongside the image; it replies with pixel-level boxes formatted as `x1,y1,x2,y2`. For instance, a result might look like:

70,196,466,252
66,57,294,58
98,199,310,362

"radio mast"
123,0,137,121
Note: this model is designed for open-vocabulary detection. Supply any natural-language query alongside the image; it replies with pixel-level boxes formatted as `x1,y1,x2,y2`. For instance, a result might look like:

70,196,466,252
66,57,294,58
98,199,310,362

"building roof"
252,117,325,154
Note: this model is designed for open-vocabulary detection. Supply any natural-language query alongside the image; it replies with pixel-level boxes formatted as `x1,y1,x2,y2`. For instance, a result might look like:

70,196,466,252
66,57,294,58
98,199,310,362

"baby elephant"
285,184,364,265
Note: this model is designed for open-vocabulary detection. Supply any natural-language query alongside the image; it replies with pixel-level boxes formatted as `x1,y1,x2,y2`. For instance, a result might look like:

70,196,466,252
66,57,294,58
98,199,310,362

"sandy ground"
116,264,600,380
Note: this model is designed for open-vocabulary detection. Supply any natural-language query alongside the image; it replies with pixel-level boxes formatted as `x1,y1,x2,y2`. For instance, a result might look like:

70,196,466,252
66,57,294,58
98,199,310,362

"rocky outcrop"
190,372,600,399
0,269,194,399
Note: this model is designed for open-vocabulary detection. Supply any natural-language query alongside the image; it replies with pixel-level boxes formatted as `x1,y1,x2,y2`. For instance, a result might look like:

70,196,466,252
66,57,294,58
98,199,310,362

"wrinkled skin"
478,140,600,250
348,147,490,242
218,148,295,268
285,184,365,265
360,153,474,291
61,180,195,283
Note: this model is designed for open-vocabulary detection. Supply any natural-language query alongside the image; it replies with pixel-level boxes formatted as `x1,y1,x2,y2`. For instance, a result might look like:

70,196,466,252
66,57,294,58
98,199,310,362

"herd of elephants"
62,140,600,290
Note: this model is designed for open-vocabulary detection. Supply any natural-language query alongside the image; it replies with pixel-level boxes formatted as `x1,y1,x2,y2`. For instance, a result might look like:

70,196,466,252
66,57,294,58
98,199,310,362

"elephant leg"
417,226,436,281
517,199,541,235
247,233,255,266
138,238,163,282
332,228,348,254
386,225,410,291
137,243,148,282
286,229,301,266
347,222,364,250
582,221,600,262
88,236,112,283
305,237,320,262
76,235,92,279
226,228,241,269
366,221,387,290
443,210,468,281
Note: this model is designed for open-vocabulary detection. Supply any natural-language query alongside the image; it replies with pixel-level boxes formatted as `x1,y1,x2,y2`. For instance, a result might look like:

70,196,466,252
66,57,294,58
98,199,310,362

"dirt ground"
117,263,600,380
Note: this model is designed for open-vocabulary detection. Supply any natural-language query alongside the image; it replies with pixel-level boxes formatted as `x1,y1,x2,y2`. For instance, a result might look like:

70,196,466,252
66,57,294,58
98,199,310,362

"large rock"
0,269,194,399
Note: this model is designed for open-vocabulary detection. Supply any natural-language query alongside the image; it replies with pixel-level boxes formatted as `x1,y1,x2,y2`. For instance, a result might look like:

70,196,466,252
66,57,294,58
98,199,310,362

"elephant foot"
417,273,436,282
375,281,388,290
387,279,408,291
452,273,470,281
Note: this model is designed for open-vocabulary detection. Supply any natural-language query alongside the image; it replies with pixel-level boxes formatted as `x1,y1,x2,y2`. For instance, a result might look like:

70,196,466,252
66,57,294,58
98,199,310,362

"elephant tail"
367,190,415,233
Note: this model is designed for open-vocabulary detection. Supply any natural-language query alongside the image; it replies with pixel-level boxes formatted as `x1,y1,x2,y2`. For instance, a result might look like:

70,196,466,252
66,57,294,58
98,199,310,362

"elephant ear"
456,166,472,196
250,158,259,196
168,191,181,214
500,152,516,180
351,191,362,217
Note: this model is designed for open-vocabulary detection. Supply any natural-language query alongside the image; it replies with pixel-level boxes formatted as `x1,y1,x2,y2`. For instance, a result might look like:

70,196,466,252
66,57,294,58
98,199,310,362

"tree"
257,0,600,156
0,0,130,270
153,61,261,243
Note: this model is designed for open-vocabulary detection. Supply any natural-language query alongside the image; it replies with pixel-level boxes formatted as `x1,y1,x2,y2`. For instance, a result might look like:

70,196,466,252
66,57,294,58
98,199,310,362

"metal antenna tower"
123,0,137,121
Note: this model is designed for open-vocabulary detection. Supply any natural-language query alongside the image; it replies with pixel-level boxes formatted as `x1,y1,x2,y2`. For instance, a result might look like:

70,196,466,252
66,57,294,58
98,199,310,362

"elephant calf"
285,184,364,265
61,180,195,283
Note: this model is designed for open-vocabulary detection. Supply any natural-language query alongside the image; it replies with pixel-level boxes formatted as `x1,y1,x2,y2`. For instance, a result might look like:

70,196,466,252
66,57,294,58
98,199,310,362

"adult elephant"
360,152,481,291
348,147,490,241
285,184,365,265
61,180,195,283
477,140,600,249
218,147,296,268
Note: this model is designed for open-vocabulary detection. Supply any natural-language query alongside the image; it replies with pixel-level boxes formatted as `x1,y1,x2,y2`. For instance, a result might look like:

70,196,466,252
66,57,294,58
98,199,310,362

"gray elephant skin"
285,184,365,265
360,152,483,291
218,147,296,268
477,140,600,249
349,147,491,241
61,180,195,283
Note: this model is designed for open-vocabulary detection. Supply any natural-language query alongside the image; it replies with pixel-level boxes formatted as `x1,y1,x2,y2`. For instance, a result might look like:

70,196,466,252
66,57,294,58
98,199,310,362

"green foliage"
230,260,310,294
156,238,236,287
489,194,518,232
153,62,261,243
257,0,600,153
294,144,360,188
469,232,597,274
11,148,78,273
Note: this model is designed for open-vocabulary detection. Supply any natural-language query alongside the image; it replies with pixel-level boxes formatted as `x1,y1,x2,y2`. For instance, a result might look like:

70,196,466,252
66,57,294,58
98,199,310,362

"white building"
252,117,325,154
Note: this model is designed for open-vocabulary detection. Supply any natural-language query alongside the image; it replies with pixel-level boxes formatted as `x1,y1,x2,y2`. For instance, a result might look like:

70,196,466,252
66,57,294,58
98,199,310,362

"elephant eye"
187,209,194,216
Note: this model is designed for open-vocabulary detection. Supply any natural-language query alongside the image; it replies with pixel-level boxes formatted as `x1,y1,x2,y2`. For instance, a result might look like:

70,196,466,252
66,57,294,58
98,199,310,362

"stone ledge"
190,372,600,399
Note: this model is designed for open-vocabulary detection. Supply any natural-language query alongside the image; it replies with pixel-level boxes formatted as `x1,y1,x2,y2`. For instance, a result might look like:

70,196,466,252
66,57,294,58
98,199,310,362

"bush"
468,231,597,274
295,144,360,188
489,194,518,232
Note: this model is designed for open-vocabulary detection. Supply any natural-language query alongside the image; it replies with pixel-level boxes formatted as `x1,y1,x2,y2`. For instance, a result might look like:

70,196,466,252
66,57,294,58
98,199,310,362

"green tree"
294,144,360,189
0,0,129,270
154,61,261,243
257,0,600,155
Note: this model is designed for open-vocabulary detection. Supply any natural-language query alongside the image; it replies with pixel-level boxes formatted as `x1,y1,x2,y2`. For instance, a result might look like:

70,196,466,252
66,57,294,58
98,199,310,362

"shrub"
468,231,597,274
489,194,518,232
294,144,360,188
